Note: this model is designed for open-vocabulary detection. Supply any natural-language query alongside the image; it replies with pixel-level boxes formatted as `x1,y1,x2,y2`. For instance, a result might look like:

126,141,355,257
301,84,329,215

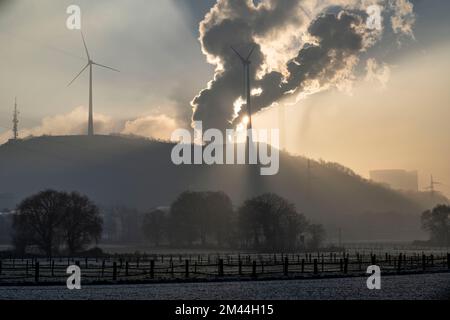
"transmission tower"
425,175,442,198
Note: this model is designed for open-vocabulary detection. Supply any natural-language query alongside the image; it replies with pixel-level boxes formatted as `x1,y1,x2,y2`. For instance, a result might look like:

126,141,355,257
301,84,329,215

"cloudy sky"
0,0,449,196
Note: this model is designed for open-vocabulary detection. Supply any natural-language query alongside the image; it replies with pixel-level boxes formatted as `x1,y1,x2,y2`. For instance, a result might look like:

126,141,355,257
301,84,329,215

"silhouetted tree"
142,209,167,246
13,190,102,256
238,193,309,251
203,192,234,246
0,212,12,244
421,205,450,246
167,191,234,247
168,192,203,246
306,224,326,250
13,190,67,256
61,192,102,255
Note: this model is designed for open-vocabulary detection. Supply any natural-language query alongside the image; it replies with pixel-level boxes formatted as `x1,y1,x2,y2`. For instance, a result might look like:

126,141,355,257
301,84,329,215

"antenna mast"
13,97,19,140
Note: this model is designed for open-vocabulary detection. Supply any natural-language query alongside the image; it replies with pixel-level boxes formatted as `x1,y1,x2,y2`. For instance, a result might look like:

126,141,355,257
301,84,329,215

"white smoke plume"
0,107,180,144
0,106,116,143
191,0,415,131
122,114,181,141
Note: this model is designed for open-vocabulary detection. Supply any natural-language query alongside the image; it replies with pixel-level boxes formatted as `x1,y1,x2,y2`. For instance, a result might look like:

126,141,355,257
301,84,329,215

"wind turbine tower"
232,46,256,142
12,97,19,140
68,32,119,136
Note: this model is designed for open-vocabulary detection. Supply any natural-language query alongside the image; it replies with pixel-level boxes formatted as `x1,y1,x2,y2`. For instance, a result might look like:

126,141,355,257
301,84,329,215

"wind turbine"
231,45,256,136
68,32,119,136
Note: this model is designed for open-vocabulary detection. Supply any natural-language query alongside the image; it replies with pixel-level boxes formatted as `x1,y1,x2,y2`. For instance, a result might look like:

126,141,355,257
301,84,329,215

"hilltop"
0,135,446,241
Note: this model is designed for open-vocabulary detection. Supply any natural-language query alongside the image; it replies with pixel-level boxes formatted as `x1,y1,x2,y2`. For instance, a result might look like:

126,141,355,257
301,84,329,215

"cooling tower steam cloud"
191,0,415,131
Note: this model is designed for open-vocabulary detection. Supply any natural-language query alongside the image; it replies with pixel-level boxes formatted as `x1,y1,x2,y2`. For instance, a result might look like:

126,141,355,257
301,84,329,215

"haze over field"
1,135,447,241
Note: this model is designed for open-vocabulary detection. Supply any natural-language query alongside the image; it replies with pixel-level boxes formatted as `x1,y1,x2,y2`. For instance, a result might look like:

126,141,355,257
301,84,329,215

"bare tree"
421,205,450,246
13,190,102,256
13,190,67,256
62,192,102,255
142,209,166,247
306,224,326,250
238,193,309,251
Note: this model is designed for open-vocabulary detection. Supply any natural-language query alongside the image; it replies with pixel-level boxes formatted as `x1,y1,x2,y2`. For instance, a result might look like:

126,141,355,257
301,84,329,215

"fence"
0,251,449,284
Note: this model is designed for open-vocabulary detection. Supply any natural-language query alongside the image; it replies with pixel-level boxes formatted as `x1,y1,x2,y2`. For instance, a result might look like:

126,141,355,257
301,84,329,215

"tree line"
143,191,326,251
10,189,326,255
8,189,450,256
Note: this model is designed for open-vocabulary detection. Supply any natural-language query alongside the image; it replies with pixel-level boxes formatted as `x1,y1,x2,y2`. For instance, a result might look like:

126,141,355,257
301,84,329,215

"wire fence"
1,250,450,285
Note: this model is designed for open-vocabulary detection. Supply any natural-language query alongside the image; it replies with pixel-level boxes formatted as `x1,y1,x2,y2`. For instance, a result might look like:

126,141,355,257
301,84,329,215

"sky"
0,0,449,197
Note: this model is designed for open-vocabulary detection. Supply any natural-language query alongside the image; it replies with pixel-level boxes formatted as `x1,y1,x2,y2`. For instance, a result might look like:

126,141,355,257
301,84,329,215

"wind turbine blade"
81,31,90,60
67,63,89,87
92,62,120,72
231,46,245,63
299,4,312,20
246,46,256,60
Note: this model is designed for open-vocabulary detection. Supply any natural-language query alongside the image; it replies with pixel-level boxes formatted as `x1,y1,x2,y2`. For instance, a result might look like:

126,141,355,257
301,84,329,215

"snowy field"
0,272,449,300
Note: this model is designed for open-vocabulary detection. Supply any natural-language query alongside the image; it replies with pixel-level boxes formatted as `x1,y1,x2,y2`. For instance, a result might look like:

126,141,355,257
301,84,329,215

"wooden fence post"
301,259,305,273
397,253,402,273
185,260,189,278
238,260,242,276
150,260,154,279
35,262,40,283
284,257,288,276
218,259,224,277
344,258,348,274
339,259,343,272
113,262,117,281
125,261,129,277
430,254,434,267
252,261,257,278
313,259,318,274
422,254,426,271
0,259,2,275
85,258,88,269
447,253,450,270
26,260,29,276
101,260,105,277
51,260,55,277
